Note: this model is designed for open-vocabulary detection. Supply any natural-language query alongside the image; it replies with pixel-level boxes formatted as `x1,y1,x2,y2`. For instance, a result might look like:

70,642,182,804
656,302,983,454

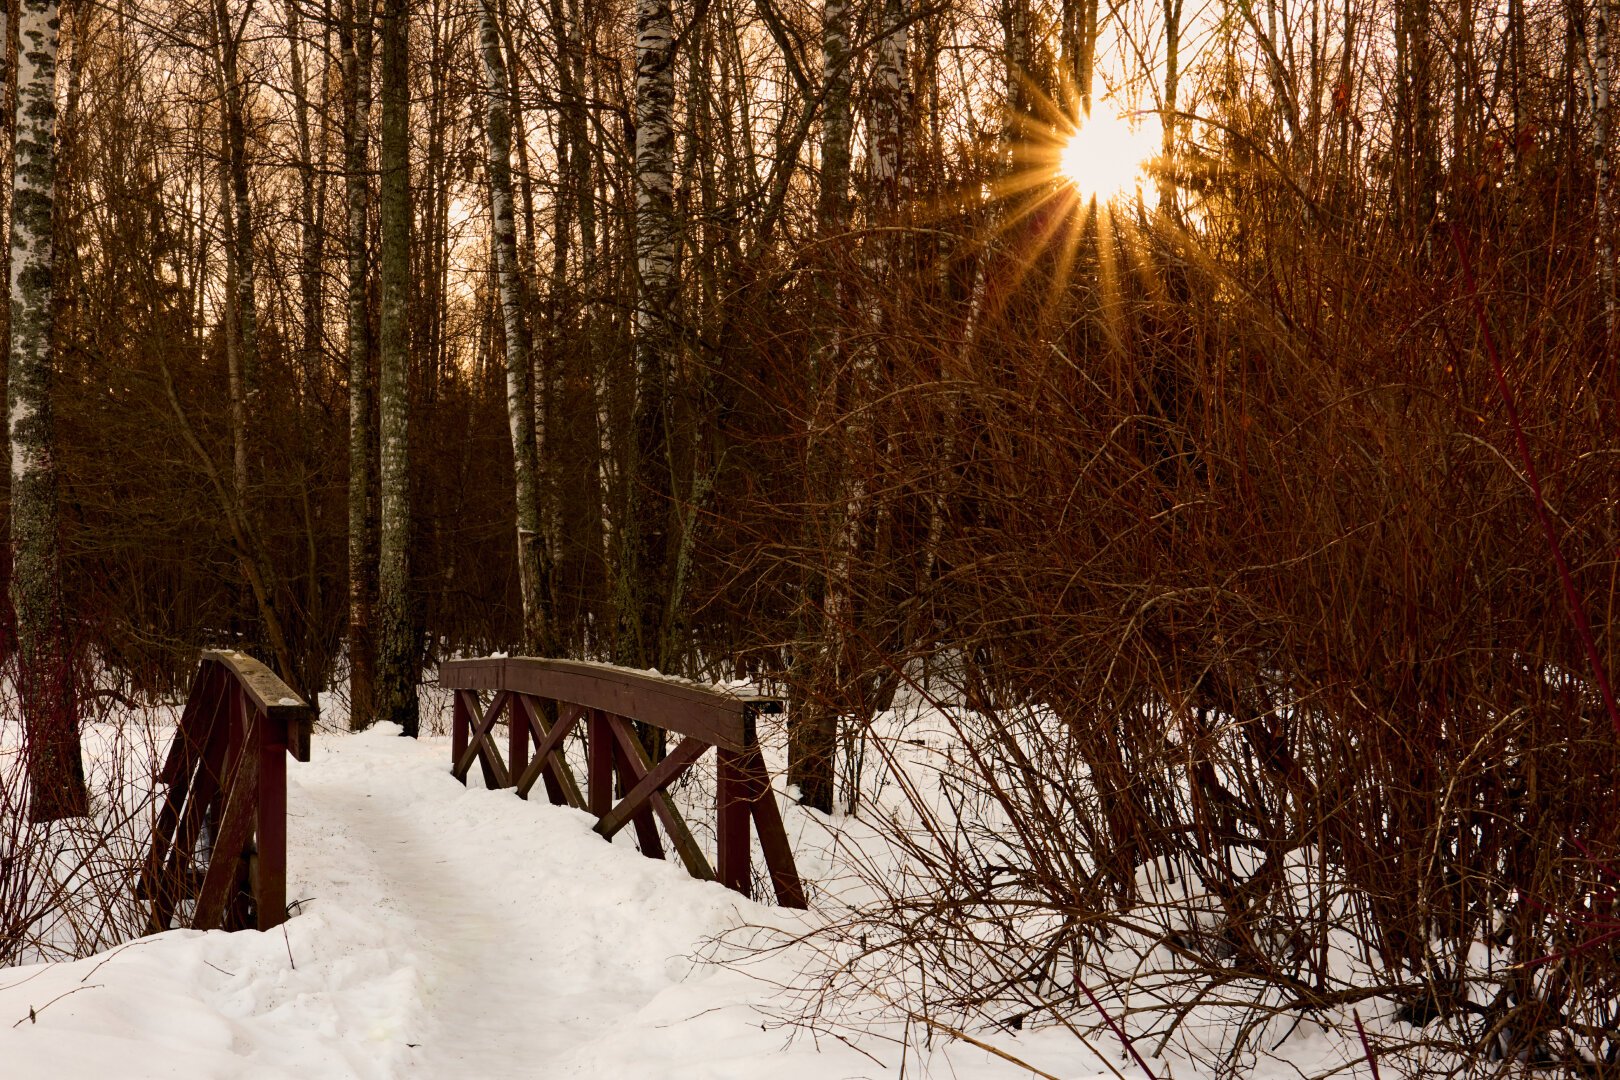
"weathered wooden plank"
594,734,710,840
200,649,311,724
614,734,666,861
438,657,806,904
512,698,585,807
740,741,807,909
148,695,232,934
441,657,762,751
452,689,471,769
509,692,530,778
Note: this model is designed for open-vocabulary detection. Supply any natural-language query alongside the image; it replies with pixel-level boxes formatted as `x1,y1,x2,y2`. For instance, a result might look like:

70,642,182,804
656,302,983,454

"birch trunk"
287,0,323,392
815,0,852,234
214,0,259,501
10,0,86,821
1161,0,1182,211
1063,0,1099,112
788,0,854,809
614,0,678,670
799,0,909,813
342,0,378,728
479,0,552,657
376,0,418,735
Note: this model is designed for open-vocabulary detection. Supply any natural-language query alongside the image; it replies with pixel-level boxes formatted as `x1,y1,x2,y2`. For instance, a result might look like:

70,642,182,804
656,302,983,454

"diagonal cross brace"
512,698,586,807
600,715,715,882
453,689,512,788
594,734,711,840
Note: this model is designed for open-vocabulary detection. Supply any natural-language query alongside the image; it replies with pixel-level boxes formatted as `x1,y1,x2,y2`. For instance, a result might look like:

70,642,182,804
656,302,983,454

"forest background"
2,0,1620,1066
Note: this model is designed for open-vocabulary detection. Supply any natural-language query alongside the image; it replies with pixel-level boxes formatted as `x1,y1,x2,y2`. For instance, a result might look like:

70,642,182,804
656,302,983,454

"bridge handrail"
439,656,768,752
440,656,806,908
139,650,312,934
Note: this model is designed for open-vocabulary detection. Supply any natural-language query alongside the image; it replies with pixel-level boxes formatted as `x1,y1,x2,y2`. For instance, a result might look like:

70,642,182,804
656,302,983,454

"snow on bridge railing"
439,656,807,908
139,650,312,934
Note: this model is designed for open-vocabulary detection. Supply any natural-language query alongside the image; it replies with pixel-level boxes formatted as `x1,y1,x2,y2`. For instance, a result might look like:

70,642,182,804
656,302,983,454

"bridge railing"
139,650,312,933
440,657,807,908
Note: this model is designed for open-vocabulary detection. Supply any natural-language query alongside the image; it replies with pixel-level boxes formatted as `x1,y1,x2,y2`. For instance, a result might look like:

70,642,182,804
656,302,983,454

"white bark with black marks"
343,0,378,728
10,0,86,821
615,0,679,669
376,0,418,735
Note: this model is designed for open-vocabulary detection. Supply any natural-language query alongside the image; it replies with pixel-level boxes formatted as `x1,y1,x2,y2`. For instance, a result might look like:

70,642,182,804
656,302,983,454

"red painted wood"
150,692,231,933
145,654,308,935
715,747,751,896
587,709,613,818
255,698,289,930
594,734,710,839
440,658,803,906
194,689,262,930
140,664,221,902
509,690,530,779
452,689,470,773
452,690,512,788
599,716,665,859
740,742,807,908
441,658,756,751
512,698,584,807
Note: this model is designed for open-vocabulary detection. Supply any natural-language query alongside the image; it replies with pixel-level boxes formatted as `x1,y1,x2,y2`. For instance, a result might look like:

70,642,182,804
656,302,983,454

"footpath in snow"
0,724,1118,1079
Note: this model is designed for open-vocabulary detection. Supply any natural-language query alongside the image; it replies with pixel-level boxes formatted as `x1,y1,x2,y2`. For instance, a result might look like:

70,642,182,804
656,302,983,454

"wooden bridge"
142,653,806,933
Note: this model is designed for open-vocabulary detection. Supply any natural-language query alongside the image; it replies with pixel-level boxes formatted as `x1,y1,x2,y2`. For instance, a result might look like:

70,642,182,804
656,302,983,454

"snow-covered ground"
0,722,1160,1079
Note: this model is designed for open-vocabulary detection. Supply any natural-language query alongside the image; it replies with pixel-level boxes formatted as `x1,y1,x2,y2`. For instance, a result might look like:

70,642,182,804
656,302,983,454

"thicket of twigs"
703,147,1620,1079
1,677,157,966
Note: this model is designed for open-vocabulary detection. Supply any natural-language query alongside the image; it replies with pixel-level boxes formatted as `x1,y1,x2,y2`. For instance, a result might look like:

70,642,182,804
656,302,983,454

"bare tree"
479,0,552,656
342,0,378,727
375,0,417,734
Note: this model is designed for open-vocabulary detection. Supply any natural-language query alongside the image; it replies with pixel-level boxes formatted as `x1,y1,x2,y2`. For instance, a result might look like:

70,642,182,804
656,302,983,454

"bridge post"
587,709,614,816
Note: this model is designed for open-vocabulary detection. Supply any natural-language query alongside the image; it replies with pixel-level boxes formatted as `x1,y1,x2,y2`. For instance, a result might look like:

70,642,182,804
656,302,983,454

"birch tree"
479,0,552,657
343,0,377,728
375,0,418,735
796,0,910,813
11,0,87,821
787,0,854,809
213,0,259,503
614,0,678,671
1590,0,1616,341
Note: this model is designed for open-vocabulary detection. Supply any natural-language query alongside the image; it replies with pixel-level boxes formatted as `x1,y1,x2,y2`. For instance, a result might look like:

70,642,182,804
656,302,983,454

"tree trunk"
215,0,259,502
1063,0,1099,113
288,0,323,396
376,0,418,735
342,0,378,729
1161,0,1182,212
788,0,854,811
614,0,678,672
479,0,552,658
10,0,85,822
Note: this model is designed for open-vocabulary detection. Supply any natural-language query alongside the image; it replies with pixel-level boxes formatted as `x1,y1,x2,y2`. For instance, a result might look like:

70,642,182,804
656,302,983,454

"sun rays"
1057,108,1160,202
936,81,1169,351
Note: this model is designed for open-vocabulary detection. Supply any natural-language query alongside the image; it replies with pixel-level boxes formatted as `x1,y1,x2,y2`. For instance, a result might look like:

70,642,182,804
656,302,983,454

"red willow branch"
1451,229,1620,740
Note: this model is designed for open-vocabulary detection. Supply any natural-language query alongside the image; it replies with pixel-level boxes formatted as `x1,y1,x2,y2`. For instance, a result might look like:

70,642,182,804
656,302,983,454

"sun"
1057,109,1157,201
